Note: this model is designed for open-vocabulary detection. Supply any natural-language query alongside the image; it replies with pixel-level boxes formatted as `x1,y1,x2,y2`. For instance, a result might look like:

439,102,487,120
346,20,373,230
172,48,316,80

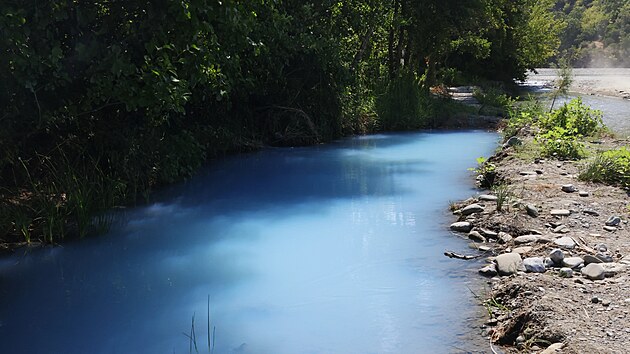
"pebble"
525,204,539,217
495,253,524,275
513,246,533,255
550,209,571,217
561,184,576,193
552,225,569,233
554,236,577,249
468,231,486,242
450,222,472,232
498,232,513,244
461,203,484,215
605,216,621,226
603,226,617,232
579,190,590,197
582,263,606,280
514,235,540,244
563,257,585,269
583,209,599,216
479,264,498,277
478,194,498,201
549,249,565,265
519,171,538,176
559,267,574,277
523,257,546,273
479,228,498,238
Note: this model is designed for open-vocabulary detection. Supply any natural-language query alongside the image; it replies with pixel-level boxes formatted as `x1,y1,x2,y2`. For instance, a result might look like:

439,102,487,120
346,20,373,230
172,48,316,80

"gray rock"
479,264,498,277
596,253,614,263
479,228,498,239
541,343,564,354
450,222,472,232
535,169,544,174
478,194,498,201
552,225,569,233
468,231,486,242
513,246,533,255
583,254,603,265
554,236,576,249
550,209,571,217
581,263,606,280
579,191,590,197
595,243,608,252
600,262,627,277
559,268,574,278
495,253,524,275
523,257,546,273
549,249,565,265
461,203,484,215
514,235,540,244
544,257,555,268
563,257,584,269
603,226,617,232
561,184,576,193
525,204,539,217
583,209,599,216
519,170,538,176
606,216,621,226
498,232,513,244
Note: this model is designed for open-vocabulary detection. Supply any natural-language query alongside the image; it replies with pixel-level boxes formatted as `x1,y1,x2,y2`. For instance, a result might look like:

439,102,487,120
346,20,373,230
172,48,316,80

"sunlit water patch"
0,131,498,354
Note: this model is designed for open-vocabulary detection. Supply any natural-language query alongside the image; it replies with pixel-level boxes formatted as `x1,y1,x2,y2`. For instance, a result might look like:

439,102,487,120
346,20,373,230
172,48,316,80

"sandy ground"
527,68,630,100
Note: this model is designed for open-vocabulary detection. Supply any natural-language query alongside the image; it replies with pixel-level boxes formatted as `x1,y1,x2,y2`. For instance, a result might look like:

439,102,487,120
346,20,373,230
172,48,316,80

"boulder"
495,253,524,276
581,263,606,280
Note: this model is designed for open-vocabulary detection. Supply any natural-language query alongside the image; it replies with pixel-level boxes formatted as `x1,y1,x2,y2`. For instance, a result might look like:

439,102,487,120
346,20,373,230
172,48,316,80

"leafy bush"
376,71,429,130
470,157,497,188
538,98,604,137
579,147,630,187
473,86,513,110
501,95,544,139
536,127,584,159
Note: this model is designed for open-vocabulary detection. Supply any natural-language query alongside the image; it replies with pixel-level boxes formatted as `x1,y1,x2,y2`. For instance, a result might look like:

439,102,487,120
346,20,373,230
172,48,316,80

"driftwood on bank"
443,251,483,260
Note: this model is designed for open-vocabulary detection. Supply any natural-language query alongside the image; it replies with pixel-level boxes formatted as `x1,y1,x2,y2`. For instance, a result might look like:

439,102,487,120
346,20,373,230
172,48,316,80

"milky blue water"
0,131,499,354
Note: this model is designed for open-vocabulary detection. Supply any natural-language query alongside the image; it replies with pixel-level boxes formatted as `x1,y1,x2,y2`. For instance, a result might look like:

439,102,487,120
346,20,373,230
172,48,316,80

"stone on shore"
461,203,484,215
549,249,565,265
495,253,524,275
514,235,540,244
559,268,574,278
563,257,584,269
525,204,539,217
523,257,546,273
579,190,590,197
541,342,564,354
581,263,606,280
605,216,621,226
450,222,472,232
550,209,571,217
479,194,498,201
468,230,486,242
583,254,603,265
479,264,498,277
498,232,513,244
554,236,576,249
561,184,576,193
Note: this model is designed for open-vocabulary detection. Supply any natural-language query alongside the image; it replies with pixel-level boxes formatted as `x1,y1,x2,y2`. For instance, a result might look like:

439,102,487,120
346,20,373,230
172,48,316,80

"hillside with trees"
1,0,564,246
553,0,630,67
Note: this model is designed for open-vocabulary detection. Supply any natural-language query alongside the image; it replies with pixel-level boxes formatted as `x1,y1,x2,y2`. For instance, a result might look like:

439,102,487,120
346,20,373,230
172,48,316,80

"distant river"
0,131,499,354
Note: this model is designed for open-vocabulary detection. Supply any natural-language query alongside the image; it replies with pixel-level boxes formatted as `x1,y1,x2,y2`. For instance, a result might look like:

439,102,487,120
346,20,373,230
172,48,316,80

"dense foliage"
1,1,564,245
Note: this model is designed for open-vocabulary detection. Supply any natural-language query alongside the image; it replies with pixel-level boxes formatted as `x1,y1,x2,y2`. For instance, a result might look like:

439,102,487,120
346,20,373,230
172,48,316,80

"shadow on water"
0,130,499,354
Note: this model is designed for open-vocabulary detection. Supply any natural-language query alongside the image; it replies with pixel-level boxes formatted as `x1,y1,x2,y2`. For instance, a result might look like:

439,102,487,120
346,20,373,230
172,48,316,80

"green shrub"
538,98,604,137
536,127,584,159
501,95,544,139
376,71,428,130
579,147,630,187
473,86,513,110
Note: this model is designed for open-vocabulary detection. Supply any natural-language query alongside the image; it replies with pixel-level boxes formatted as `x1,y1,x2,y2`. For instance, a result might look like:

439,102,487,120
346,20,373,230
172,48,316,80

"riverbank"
528,68,630,100
448,96,630,352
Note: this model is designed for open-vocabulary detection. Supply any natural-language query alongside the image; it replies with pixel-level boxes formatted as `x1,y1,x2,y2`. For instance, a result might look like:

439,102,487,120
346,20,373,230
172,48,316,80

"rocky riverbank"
448,132,630,353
